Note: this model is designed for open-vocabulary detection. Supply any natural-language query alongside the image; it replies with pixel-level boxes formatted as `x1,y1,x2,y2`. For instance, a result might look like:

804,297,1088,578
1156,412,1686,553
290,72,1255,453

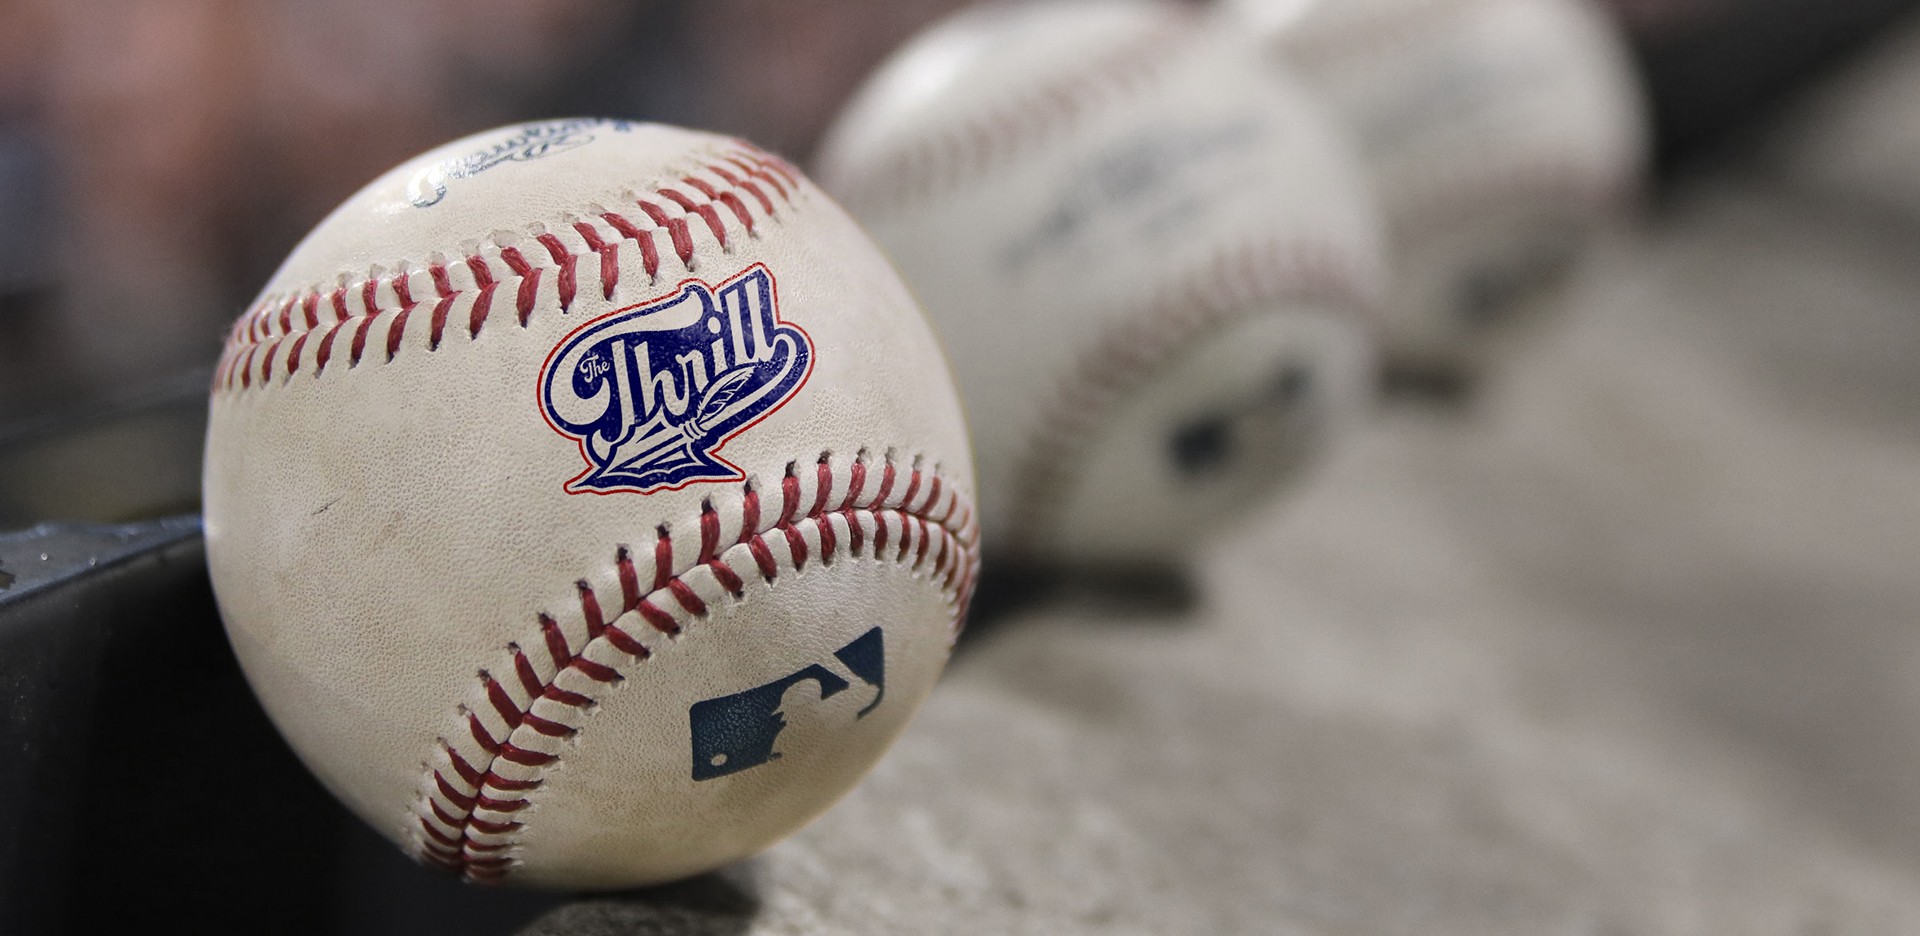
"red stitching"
739,485,762,542
501,246,539,327
384,277,413,362
726,154,789,202
393,268,417,315
843,507,866,556
467,256,496,337
410,451,977,883
815,515,837,567
709,558,745,596
537,614,568,670
637,199,695,267
636,600,679,636
510,648,542,698
820,9,1191,215
281,334,307,384
536,232,578,312
348,314,376,368
615,545,641,612
782,524,807,569
576,580,605,639
780,464,804,525
601,211,663,282
213,144,799,393
658,187,729,251
842,458,867,510
872,510,891,559
430,263,454,298
666,578,706,615
810,457,833,517
427,294,456,351
747,536,779,583
362,279,381,328
698,501,722,563
651,528,673,592
869,460,895,512
707,163,772,216
899,464,922,515
687,175,755,233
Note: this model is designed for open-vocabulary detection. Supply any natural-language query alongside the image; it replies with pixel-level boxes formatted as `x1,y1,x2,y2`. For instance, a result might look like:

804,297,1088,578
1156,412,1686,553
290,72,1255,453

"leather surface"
1234,0,1649,366
203,121,976,887
815,0,1385,565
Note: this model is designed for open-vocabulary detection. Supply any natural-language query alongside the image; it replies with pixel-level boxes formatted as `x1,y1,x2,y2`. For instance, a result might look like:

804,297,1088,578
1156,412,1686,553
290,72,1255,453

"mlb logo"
540,264,814,494
688,627,887,781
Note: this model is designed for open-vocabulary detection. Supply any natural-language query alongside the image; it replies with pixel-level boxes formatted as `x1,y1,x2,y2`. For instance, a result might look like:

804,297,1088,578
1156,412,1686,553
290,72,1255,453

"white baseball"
1227,0,1649,371
203,120,977,888
814,0,1385,567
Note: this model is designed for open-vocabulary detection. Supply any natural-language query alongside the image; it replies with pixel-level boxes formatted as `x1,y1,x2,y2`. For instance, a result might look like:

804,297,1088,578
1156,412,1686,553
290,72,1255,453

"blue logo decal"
689,627,885,781
541,264,812,494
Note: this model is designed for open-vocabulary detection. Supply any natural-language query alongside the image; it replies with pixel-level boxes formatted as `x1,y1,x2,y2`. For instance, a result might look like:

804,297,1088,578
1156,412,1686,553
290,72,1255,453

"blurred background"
2,0,1919,527
4,1,1920,934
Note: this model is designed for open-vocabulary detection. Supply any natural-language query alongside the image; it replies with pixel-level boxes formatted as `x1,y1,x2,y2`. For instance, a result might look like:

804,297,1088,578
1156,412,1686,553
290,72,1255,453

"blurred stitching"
823,11,1192,215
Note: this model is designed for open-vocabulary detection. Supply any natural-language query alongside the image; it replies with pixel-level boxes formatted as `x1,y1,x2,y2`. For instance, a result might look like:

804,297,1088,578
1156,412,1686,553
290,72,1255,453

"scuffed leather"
204,121,975,888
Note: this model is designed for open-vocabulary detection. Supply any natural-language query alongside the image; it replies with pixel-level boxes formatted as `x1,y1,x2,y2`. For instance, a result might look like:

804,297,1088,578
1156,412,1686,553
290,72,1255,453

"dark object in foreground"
961,560,1202,649
0,519,565,935
1630,0,1920,170
0,518,340,932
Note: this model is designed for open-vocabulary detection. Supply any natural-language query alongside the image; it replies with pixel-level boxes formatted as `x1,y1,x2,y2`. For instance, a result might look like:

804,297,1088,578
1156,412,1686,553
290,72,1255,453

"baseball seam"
212,142,804,394
411,449,978,883
823,8,1193,216
1005,234,1376,553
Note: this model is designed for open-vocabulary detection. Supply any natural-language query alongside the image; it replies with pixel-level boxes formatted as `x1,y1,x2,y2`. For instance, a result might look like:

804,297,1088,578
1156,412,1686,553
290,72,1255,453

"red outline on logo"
535,262,815,496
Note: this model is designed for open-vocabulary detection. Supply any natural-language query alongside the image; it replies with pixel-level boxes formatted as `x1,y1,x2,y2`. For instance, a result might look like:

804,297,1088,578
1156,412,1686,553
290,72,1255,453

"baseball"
1227,0,1649,373
814,0,1384,567
203,120,977,888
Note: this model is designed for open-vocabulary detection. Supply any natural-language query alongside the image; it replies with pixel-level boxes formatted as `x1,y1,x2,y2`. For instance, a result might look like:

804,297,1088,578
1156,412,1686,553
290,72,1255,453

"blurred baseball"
1228,0,1648,375
815,0,1385,567
204,120,977,888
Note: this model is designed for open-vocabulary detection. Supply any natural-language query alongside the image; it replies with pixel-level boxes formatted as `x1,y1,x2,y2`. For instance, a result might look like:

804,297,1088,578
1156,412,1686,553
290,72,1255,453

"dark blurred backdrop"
2,0,1918,526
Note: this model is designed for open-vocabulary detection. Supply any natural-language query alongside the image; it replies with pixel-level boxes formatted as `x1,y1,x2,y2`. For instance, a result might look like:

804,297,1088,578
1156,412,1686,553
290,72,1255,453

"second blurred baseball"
816,0,1385,568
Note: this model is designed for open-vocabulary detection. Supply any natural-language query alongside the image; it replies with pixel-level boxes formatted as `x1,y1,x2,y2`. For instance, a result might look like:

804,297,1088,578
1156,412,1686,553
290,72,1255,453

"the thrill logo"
540,265,812,494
